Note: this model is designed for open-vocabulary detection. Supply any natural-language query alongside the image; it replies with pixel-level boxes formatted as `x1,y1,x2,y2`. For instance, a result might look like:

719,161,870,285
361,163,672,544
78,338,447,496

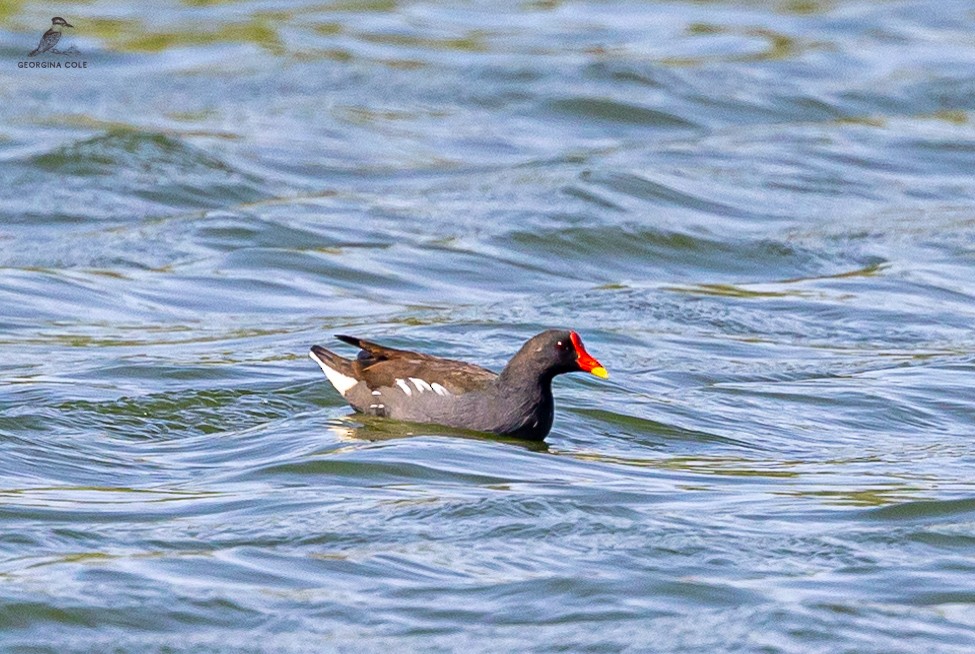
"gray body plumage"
342,366,554,438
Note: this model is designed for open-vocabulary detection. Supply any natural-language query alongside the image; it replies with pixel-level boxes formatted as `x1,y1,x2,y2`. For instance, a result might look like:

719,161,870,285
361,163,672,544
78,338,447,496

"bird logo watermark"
19,16,87,68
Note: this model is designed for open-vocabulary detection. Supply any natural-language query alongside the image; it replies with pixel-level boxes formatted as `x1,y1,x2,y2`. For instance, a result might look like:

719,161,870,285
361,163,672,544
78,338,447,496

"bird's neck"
493,367,555,439
497,362,555,410
498,356,553,390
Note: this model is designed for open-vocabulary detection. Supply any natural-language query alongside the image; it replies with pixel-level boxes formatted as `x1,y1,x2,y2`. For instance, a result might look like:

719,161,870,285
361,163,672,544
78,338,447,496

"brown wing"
335,334,497,394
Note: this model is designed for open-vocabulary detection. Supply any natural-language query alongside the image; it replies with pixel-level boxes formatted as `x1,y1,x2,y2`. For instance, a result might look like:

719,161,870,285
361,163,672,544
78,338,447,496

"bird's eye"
556,340,571,352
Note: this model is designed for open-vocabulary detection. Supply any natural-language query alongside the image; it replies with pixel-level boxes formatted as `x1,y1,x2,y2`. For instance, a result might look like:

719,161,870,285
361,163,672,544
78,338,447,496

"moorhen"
309,330,608,440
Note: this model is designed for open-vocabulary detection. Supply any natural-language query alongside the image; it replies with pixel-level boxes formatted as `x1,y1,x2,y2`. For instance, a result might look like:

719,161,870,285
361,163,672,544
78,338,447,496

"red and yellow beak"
570,331,609,379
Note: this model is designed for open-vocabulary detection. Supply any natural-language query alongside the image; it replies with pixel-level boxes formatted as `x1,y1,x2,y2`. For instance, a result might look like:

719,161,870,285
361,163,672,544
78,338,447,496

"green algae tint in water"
2,1,975,652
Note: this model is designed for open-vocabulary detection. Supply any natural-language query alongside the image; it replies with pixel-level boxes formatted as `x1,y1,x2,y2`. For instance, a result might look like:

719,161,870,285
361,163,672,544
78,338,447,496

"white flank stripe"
409,377,433,393
395,379,413,396
431,383,451,396
309,351,358,396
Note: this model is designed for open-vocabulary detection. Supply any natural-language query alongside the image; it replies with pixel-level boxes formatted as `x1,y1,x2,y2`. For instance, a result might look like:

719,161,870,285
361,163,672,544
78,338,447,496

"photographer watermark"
18,16,89,68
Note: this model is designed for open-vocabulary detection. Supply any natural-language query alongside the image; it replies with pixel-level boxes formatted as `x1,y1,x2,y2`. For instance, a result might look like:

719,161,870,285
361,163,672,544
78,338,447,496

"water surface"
2,1,975,652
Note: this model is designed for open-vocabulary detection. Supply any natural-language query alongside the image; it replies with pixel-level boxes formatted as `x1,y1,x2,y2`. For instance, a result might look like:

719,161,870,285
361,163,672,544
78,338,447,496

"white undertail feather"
409,377,433,393
395,379,413,396
309,351,358,396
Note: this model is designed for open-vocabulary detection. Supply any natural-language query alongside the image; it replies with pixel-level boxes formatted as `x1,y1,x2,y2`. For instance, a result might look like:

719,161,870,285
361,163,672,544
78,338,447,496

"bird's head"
504,329,609,383
51,17,74,28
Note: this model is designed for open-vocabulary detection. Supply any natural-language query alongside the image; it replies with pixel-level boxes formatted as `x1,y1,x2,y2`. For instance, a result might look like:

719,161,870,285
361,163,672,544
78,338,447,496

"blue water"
2,1,975,652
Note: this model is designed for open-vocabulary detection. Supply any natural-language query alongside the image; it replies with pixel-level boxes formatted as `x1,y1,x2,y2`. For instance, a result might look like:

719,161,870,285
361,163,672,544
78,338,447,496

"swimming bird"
310,330,608,440
29,17,73,57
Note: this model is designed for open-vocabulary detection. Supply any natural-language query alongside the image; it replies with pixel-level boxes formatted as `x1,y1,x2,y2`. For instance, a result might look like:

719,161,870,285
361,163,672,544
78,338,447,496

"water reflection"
325,415,550,452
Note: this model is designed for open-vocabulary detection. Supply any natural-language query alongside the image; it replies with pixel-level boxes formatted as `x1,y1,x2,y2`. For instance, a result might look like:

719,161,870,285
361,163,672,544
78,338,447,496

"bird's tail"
309,345,354,376
309,345,359,396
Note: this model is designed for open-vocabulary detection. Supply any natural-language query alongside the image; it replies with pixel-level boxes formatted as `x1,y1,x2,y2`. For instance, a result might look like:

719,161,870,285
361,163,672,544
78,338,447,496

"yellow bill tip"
589,366,609,379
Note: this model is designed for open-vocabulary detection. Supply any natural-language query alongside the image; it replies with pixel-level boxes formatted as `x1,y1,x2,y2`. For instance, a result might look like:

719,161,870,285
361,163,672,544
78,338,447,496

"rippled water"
2,1,975,651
